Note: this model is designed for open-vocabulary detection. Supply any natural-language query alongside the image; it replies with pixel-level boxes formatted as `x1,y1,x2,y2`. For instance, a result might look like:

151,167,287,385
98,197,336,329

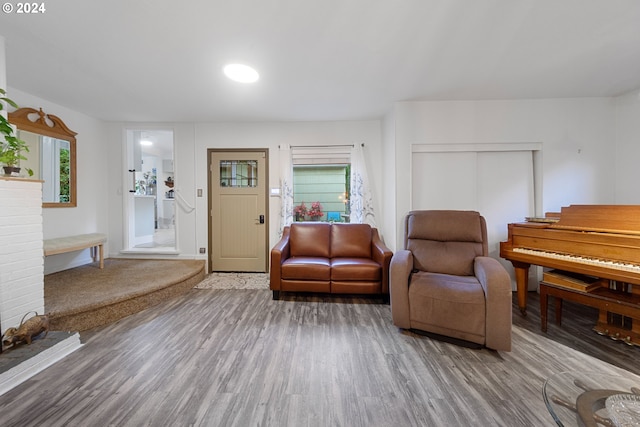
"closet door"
476,151,534,257
411,149,535,289
412,151,477,210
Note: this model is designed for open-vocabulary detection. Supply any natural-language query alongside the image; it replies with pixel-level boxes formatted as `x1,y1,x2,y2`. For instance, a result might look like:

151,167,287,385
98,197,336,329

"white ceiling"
1,0,640,123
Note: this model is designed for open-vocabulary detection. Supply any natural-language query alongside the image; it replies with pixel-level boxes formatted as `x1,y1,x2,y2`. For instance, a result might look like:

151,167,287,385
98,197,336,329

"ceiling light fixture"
224,63,259,83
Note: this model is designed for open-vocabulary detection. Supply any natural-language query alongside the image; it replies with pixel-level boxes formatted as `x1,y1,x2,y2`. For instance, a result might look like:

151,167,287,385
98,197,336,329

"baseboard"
0,332,82,396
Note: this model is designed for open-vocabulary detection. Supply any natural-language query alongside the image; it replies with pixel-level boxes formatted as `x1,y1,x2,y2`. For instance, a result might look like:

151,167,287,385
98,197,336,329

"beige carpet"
195,272,270,290
45,259,205,332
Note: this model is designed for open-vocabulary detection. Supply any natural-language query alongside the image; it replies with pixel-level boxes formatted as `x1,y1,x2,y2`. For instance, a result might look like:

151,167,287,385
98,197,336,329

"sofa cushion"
290,223,331,258
330,223,372,258
331,258,381,281
282,257,331,280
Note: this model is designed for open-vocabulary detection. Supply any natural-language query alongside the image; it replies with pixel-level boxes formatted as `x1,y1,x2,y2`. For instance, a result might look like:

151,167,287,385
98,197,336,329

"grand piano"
500,205,640,316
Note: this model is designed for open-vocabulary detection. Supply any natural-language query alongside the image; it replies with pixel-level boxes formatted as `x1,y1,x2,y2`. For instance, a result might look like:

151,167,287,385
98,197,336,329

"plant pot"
2,166,21,176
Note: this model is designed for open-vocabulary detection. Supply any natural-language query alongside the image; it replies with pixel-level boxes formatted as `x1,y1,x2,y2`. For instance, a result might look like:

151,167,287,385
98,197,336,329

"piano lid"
549,205,640,235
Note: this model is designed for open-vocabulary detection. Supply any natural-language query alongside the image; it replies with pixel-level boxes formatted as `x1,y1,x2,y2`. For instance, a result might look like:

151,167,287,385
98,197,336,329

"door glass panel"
220,160,257,188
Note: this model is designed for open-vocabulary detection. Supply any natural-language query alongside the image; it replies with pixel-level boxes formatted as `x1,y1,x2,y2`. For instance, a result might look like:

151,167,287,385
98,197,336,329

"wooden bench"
43,233,107,269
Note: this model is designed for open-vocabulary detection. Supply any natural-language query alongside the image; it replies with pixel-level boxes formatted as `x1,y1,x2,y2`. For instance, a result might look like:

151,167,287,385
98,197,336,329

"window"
291,146,351,222
219,160,258,188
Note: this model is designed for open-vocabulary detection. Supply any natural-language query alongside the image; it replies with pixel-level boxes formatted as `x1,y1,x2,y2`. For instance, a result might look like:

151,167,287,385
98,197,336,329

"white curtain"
349,144,376,227
279,144,294,235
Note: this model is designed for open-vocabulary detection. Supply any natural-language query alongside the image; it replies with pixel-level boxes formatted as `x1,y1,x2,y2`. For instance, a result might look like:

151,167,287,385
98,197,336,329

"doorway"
123,129,176,253
209,149,268,272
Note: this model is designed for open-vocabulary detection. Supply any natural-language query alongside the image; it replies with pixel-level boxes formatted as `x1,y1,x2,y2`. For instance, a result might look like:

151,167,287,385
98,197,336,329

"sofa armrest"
390,250,413,329
270,227,291,291
474,256,512,351
371,229,393,293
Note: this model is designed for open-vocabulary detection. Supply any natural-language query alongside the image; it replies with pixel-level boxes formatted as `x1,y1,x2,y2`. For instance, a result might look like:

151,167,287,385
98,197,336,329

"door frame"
207,148,269,273
122,128,177,254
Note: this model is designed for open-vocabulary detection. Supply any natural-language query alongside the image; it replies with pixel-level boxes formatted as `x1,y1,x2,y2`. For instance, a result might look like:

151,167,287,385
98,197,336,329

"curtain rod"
281,143,365,149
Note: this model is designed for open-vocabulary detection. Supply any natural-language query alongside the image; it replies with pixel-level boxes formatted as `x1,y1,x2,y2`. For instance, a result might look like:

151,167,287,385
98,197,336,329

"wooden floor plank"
0,288,638,426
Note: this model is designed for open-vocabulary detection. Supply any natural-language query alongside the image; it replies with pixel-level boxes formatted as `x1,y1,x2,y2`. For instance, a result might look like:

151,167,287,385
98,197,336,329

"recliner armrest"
474,256,512,351
270,227,291,290
390,250,413,328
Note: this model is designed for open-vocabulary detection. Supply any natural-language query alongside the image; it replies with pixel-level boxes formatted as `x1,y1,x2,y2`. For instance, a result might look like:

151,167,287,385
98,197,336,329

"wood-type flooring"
0,289,638,426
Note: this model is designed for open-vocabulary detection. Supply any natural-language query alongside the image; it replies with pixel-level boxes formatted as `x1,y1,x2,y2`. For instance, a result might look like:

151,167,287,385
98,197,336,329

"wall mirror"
9,107,77,207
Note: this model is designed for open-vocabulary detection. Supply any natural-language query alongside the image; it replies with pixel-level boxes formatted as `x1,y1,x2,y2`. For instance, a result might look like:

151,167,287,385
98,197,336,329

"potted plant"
293,202,307,221
308,201,324,221
0,88,33,176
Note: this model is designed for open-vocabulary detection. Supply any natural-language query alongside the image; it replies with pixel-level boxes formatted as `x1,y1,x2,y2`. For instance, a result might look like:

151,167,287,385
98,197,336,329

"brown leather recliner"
270,223,393,301
390,210,512,351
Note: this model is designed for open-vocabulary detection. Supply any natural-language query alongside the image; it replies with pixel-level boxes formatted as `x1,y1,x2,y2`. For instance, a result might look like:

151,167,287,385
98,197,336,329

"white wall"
393,98,617,250
7,81,635,274
195,121,383,259
8,89,109,274
105,120,383,266
614,89,640,203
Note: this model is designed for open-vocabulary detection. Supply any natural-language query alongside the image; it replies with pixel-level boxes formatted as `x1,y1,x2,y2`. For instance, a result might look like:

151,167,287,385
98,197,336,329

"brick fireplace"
0,177,44,331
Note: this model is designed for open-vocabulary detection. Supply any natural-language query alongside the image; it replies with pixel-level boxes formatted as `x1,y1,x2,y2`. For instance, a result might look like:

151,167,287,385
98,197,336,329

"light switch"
197,189,203,197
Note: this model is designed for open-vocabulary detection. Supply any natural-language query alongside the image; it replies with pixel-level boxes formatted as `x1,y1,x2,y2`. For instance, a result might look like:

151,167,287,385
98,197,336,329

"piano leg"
555,298,563,326
540,285,548,332
513,262,531,316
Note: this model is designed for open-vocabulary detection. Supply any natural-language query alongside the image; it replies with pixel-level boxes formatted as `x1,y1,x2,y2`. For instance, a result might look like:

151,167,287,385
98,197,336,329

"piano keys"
500,205,640,315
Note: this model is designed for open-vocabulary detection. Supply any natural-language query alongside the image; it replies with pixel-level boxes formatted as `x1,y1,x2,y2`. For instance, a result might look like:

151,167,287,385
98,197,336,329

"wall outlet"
199,247,206,254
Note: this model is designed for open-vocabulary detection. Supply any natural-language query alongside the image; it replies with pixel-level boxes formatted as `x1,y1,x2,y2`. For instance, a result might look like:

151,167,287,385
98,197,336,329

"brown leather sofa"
270,223,393,301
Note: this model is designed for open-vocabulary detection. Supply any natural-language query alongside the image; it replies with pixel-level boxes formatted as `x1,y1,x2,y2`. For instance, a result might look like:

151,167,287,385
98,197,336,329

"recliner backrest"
405,210,487,276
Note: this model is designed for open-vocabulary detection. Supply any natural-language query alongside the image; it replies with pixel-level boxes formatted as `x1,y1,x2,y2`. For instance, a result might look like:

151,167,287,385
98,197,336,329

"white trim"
0,333,82,396
411,142,542,153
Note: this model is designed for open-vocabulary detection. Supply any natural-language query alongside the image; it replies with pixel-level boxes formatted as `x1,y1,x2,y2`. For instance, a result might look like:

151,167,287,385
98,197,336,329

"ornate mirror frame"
9,107,77,208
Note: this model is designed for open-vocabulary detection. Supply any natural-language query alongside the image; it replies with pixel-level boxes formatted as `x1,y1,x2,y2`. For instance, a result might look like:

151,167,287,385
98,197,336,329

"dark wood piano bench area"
540,279,640,346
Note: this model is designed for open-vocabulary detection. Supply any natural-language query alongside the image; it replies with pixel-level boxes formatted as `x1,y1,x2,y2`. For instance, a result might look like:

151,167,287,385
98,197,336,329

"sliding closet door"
412,149,535,289
412,152,477,210
476,151,534,257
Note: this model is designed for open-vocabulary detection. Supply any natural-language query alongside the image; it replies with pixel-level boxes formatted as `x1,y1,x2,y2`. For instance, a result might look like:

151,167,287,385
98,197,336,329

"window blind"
291,146,351,165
